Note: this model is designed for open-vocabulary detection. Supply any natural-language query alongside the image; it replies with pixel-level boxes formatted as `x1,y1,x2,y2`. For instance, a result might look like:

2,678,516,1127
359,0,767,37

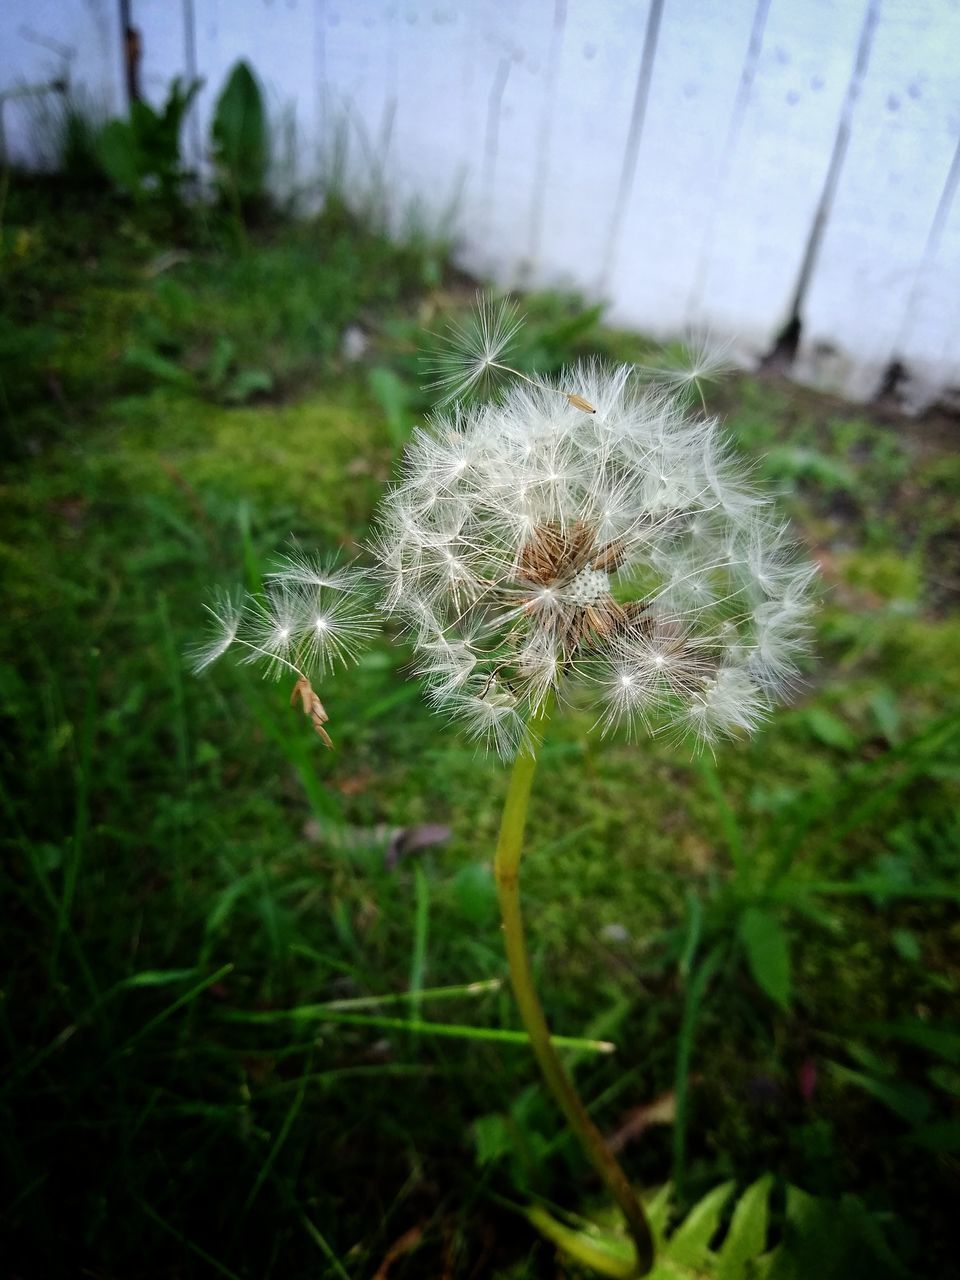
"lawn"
2,176,959,1278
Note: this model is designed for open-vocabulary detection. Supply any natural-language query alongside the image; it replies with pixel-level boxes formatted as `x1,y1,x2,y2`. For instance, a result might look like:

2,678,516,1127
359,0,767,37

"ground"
1,178,959,1278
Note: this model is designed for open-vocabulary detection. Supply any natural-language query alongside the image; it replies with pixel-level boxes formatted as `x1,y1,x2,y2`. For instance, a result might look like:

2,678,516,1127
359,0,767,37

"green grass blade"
320,978,501,1010
408,864,430,1026
792,878,960,902
678,890,703,980
54,649,99,970
137,1198,243,1280
158,594,190,778
300,1213,352,1279
224,1006,616,1053
673,944,725,1198
698,755,748,878
245,1050,313,1211
110,963,235,1061
3,968,204,1092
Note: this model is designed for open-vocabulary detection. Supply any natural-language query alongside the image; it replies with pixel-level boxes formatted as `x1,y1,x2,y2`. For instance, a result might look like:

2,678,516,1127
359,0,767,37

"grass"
1,174,959,1278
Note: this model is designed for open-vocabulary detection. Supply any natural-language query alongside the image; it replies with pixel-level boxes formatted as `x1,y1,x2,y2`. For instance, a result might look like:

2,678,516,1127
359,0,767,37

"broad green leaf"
767,1186,908,1280
522,1178,906,1279
95,119,144,194
803,707,858,751
870,688,900,742
524,1205,634,1278
843,1041,894,1076
928,1065,960,1096
644,1182,674,1241
124,345,195,389
367,366,410,447
890,927,921,962
762,445,858,491
827,1062,932,1125
738,908,792,1009
211,61,269,199
909,1119,960,1151
451,861,498,927
668,1180,734,1267
864,1019,960,1062
473,1112,512,1167
222,368,273,403
716,1175,773,1280
206,335,236,388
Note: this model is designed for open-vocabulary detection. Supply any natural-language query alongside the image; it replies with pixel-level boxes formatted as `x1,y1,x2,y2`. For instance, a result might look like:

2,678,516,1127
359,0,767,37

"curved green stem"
493,700,655,1277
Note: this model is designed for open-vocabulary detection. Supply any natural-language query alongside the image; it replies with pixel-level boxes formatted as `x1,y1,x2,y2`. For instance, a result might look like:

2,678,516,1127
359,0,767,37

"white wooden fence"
3,1,960,411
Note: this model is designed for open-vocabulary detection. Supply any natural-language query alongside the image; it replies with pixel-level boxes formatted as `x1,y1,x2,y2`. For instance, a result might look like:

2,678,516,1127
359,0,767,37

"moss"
835,549,923,605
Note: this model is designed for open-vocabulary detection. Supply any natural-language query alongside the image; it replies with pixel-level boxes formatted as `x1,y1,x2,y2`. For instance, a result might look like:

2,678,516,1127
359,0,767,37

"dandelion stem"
489,362,596,412
488,360,545,391
493,696,655,1276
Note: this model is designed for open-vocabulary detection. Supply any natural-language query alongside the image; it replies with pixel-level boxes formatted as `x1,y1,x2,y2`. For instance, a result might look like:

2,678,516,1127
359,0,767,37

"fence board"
688,0,870,359
321,0,400,205
603,0,761,337
795,0,960,400
5,0,960,407
457,0,560,282
518,1,656,300
0,0,123,168
896,149,960,409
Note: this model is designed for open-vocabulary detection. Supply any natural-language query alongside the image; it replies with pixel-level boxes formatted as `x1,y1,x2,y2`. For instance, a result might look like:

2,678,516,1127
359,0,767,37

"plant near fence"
96,77,200,204
211,59,269,221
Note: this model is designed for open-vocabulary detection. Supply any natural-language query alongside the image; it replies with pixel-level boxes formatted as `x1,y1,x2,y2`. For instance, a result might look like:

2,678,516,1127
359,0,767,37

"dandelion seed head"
195,298,815,759
373,350,816,757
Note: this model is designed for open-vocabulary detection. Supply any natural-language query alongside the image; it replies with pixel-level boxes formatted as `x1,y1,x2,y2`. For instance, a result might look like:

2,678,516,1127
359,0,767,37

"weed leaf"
738,908,792,1009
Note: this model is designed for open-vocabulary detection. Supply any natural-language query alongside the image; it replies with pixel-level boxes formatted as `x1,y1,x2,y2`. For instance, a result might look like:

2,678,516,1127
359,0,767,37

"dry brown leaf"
606,1087,682,1154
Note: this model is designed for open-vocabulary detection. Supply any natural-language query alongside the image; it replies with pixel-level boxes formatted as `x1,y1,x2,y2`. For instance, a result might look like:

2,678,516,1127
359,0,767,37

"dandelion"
193,296,816,1275
373,357,813,759
371,307,815,1274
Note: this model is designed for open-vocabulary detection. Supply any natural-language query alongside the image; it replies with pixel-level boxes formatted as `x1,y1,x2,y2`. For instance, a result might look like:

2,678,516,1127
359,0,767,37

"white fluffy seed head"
195,301,816,759
372,353,816,757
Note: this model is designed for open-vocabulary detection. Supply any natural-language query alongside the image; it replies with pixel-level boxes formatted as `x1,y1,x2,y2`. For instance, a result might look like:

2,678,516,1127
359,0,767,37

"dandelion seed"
238,587,301,676
291,676,334,747
566,393,597,414
644,332,736,412
266,547,353,591
421,294,524,405
297,586,379,676
192,560,377,710
423,294,598,413
189,588,244,674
